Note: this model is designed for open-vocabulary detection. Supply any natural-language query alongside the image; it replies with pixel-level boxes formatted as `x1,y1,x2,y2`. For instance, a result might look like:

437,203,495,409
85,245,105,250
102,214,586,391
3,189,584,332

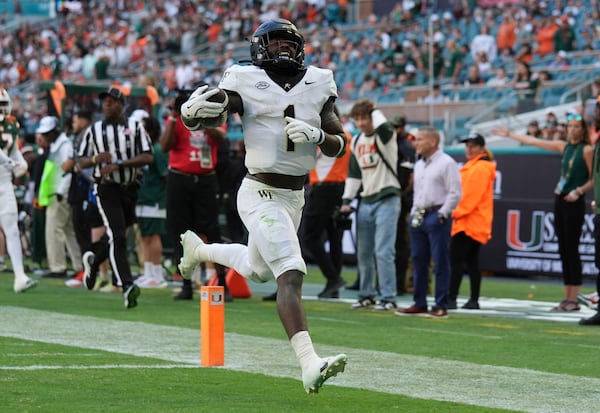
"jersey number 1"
284,105,295,152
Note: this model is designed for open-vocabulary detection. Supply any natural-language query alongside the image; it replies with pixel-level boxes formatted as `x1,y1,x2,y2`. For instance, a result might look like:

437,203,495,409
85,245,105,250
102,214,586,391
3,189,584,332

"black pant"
449,231,482,301
167,171,223,264
71,201,91,253
94,183,138,289
395,195,412,294
555,194,585,286
167,170,227,291
299,182,345,283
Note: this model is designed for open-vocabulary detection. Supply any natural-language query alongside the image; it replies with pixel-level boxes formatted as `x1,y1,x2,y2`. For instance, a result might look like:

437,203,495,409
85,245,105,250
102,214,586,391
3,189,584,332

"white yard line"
0,364,198,370
1,306,599,413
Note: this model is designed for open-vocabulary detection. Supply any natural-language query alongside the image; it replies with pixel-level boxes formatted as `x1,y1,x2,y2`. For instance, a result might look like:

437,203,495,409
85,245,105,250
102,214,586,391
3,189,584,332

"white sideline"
1,306,599,412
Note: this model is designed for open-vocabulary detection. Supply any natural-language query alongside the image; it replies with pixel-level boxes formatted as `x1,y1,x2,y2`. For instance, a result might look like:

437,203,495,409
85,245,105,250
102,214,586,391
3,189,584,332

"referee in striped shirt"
78,87,153,309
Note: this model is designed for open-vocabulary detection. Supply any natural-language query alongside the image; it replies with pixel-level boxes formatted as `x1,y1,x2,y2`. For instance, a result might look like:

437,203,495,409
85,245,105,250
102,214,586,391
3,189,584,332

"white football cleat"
178,231,206,279
14,277,39,293
303,354,347,394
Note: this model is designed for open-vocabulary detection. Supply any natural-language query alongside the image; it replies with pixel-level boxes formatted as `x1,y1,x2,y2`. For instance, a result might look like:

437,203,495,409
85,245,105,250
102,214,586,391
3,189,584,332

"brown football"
182,87,228,130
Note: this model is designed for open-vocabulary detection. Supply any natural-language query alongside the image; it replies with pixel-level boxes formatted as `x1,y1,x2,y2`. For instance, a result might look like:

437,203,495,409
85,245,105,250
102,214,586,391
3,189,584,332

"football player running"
179,19,348,393
0,88,38,293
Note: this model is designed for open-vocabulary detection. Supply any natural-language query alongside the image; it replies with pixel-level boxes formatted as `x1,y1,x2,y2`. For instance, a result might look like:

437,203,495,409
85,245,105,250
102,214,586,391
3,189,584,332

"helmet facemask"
250,20,305,73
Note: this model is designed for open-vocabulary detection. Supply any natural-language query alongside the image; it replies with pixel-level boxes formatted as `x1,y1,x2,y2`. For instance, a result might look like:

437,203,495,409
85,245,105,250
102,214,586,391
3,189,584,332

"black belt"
424,204,443,213
247,173,306,190
313,181,344,187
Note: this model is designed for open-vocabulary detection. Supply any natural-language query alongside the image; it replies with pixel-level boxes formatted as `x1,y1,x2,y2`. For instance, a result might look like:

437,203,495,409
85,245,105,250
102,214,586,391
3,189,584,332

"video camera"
332,207,353,231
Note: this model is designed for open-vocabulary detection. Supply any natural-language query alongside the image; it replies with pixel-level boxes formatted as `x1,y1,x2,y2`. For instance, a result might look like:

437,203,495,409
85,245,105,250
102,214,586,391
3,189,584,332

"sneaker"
65,271,84,288
318,278,346,299
65,278,83,288
123,284,140,309
372,300,398,311
262,291,277,302
302,354,347,394
14,277,39,293
137,277,168,289
83,251,97,290
99,284,120,293
345,279,359,291
576,292,599,308
461,299,480,310
447,299,457,310
134,274,152,286
178,230,206,279
173,284,193,300
579,312,600,326
427,307,448,318
43,271,67,279
395,304,428,316
350,296,376,309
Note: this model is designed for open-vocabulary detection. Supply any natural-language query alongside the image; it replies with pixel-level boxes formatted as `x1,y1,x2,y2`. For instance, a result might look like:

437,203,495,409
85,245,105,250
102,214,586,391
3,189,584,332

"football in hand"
182,87,228,130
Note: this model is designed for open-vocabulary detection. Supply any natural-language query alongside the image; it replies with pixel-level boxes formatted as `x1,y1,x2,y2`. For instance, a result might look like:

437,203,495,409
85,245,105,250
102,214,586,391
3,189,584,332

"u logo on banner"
506,210,544,251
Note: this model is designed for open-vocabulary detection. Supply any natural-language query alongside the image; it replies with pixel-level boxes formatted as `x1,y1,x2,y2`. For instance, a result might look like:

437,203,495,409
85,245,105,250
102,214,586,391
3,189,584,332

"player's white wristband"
333,134,345,157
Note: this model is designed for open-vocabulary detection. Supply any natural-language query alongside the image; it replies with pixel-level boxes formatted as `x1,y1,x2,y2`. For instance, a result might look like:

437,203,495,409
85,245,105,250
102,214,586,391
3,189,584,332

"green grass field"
2,268,600,412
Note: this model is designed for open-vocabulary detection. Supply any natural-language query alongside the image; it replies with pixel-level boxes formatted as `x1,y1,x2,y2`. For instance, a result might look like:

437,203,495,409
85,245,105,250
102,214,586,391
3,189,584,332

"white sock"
143,262,152,277
290,331,321,373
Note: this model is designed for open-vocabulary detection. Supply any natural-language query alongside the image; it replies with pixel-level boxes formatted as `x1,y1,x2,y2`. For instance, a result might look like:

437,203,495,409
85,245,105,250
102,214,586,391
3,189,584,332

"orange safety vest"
308,130,351,185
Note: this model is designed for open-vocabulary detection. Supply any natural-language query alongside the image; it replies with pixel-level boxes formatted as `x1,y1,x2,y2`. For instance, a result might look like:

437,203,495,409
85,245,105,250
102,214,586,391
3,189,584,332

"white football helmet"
0,88,12,120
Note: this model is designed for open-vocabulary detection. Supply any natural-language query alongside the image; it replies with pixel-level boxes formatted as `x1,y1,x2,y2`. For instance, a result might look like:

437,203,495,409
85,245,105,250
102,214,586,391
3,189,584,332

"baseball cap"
391,115,406,127
99,87,125,103
36,115,59,134
461,132,485,146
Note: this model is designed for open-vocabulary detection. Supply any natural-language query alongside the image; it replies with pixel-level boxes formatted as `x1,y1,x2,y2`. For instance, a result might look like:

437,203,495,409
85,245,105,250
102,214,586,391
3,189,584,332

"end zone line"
0,364,199,370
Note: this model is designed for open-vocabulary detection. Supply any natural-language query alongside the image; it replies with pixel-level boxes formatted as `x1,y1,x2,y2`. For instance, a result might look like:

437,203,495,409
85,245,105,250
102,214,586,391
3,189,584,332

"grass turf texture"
1,268,600,412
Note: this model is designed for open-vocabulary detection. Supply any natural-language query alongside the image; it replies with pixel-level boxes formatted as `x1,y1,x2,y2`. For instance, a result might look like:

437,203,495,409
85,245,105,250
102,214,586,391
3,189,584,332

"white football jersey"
219,64,337,176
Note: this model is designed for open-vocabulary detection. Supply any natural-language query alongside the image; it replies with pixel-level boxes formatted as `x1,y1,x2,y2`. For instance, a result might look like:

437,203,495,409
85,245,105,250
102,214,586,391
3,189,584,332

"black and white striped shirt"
79,117,152,185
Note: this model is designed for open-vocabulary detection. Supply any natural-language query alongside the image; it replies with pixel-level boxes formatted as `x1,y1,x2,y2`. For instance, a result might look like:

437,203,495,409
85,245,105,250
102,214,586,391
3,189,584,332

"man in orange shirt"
448,133,496,310
496,14,516,54
536,16,559,56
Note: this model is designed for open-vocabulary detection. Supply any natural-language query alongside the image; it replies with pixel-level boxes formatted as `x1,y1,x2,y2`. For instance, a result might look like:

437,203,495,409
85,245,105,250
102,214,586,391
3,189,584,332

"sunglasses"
567,114,583,121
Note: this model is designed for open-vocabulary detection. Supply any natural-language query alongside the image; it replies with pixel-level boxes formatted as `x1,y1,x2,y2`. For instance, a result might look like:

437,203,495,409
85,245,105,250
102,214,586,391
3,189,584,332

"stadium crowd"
1,0,600,122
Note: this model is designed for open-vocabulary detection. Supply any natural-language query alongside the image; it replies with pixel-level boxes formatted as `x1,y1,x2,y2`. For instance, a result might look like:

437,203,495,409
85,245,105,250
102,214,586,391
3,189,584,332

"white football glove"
181,85,229,119
284,116,324,145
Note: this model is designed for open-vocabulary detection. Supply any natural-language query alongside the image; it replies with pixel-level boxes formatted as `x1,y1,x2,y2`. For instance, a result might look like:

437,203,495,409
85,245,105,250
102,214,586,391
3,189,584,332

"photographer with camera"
397,126,461,318
340,99,401,311
159,84,230,301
